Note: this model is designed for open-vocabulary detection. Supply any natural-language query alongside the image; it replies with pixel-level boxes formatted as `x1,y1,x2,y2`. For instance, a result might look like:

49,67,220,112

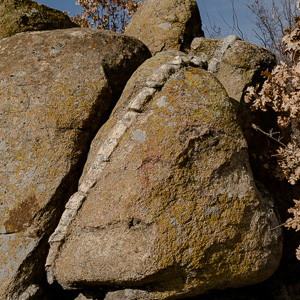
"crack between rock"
45,54,207,284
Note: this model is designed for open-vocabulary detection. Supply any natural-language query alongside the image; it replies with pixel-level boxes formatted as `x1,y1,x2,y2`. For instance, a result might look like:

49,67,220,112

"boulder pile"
0,0,298,299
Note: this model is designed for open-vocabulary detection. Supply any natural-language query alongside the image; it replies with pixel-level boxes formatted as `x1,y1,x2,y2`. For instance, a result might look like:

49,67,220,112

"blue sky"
197,0,255,41
35,0,274,45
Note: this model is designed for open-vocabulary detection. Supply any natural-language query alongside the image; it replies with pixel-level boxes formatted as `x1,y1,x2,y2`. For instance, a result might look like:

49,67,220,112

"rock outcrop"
0,0,78,39
0,28,150,299
46,51,282,299
1,0,298,299
124,0,204,55
189,36,276,101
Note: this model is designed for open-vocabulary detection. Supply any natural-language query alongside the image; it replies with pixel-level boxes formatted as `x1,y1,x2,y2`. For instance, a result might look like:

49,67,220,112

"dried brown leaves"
245,10,300,186
285,199,300,231
71,0,138,32
246,2,300,260
276,143,300,184
285,199,300,260
245,63,300,128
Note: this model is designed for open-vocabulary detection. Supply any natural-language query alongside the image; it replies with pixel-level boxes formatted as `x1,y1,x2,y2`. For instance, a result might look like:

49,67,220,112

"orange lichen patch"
4,194,39,233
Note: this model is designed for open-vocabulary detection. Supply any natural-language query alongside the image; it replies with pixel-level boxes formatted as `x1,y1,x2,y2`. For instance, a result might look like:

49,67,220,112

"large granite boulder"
47,51,282,299
0,28,150,299
124,0,204,55
0,0,78,39
189,36,276,101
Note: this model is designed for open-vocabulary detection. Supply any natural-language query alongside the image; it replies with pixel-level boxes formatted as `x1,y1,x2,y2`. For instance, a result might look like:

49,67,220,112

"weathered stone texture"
104,289,153,300
0,28,150,299
189,35,276,101
0,0,78,39
124,0,204,55
47,51,282,299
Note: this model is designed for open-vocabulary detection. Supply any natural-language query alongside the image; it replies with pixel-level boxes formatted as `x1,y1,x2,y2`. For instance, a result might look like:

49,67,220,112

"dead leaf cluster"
70,0,138,32
246,1,300,260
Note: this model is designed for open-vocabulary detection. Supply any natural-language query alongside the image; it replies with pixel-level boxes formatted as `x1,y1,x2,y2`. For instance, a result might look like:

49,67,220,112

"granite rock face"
47,51,282,299
189,35,276,101
104,289,153,300
0,28,150,299
124,0,204,55
0,0,78,39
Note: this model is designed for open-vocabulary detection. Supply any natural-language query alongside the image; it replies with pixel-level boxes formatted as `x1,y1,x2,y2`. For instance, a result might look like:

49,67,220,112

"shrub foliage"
245,2,300,259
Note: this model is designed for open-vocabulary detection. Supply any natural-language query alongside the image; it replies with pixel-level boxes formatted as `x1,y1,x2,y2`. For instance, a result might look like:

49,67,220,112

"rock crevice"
46,53,207,285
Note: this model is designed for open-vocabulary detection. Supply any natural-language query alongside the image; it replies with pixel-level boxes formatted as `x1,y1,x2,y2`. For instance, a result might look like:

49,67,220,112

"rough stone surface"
104,289,152,300
74,293,94,300
189,36,276,101
0,28,150,299
181,262,300,299
124,0,204,55
16,284,42,300
0,0,78,39
48,51,282,299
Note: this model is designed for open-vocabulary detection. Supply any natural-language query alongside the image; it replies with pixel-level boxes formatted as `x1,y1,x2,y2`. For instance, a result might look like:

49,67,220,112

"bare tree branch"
247,0,298,62
70,0,138,33
199,0,223,39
